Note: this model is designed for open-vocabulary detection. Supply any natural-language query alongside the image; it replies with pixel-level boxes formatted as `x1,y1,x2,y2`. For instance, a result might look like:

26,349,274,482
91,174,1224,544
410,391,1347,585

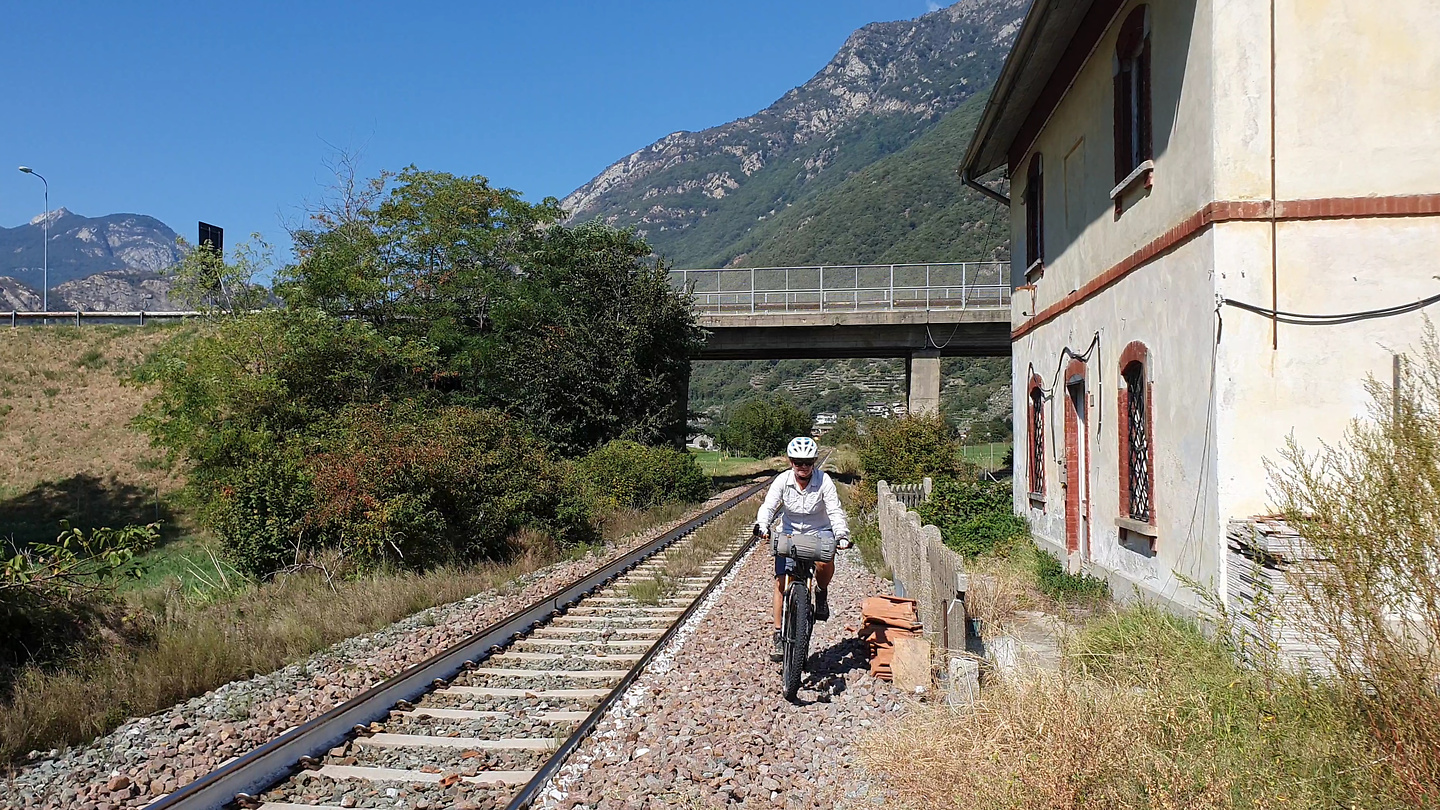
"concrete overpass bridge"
671,262,1012,414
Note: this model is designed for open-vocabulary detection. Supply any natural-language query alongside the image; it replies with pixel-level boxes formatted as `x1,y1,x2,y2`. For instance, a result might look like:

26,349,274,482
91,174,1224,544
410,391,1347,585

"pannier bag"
773,531,837,563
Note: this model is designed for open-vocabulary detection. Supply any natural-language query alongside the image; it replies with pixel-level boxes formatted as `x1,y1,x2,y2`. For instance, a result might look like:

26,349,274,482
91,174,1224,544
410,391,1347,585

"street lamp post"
17,167,48,313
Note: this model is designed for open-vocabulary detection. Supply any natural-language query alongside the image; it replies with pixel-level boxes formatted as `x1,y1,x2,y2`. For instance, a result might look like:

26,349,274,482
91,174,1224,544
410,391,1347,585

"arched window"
1118,342,1153,526
1027,375,1045,500
1113,6,1152,185
1024,153,1045,276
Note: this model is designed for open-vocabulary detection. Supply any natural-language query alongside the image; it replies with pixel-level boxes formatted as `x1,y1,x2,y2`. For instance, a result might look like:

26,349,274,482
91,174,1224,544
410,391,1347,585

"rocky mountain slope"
562,0,1027,269
0,209,184,310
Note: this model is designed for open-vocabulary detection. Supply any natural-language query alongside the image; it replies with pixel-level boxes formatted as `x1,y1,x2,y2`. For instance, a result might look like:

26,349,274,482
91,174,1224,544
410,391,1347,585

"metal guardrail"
670,262,1011,314
4,310,203,326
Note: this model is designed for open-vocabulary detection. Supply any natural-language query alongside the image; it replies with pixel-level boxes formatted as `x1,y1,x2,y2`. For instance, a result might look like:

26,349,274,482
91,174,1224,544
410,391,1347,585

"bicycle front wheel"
782,580,811,700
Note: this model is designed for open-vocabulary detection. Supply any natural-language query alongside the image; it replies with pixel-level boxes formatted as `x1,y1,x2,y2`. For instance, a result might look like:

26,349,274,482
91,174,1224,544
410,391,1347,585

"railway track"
145,476,773,810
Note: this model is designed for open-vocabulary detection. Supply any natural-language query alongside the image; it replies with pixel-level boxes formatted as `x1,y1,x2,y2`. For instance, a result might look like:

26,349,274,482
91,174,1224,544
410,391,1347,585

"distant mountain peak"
28,207,73,227
0,210,184,288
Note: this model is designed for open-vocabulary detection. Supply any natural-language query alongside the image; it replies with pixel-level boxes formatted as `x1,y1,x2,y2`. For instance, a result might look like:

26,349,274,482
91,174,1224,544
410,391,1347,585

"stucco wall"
1214,0,1440,200
1006,0,1440,613
1010,0,1213,318
1012,231,1221,611
1214,217,1440,521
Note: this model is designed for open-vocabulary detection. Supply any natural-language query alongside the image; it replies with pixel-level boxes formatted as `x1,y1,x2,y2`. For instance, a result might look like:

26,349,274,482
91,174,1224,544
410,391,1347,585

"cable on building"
1221,291,1440,326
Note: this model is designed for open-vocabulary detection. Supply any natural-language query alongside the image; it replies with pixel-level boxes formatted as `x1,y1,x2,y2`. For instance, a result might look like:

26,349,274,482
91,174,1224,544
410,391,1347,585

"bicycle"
768,529,838,700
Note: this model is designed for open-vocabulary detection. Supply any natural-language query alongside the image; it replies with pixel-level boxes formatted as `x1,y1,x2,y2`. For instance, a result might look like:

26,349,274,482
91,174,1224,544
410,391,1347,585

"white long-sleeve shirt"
756,470,850,538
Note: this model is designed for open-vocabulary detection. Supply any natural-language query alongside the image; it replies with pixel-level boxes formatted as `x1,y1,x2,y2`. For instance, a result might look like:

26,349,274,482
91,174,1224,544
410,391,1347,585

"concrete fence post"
876,479,968,652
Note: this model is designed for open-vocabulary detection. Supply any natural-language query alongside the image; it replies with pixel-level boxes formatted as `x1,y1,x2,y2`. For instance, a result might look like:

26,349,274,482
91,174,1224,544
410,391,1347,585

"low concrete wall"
877,480,969,651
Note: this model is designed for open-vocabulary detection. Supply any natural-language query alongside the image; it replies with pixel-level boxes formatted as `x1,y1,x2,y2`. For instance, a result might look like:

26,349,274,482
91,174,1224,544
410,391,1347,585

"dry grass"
597,501,692,545
0,326,183,497
0,533,565,765
661,493,762,581
625,574,677,606
861,604,1402,810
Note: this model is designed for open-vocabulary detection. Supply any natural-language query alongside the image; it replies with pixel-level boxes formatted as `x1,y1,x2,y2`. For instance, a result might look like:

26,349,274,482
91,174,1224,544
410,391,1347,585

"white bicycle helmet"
786,436,818,459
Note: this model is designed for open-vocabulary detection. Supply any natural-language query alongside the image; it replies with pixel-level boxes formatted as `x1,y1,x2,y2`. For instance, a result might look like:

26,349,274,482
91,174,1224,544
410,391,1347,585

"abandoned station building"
961,0,1440,612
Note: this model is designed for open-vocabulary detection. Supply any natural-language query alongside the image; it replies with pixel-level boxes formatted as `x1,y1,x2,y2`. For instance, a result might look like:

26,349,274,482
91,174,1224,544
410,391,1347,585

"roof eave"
960,0,1061,183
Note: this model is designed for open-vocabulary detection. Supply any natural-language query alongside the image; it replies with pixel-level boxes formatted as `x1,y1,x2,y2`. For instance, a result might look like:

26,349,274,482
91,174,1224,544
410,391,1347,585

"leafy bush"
820,416,862,447
304,405,594,571
713,396,812,459
574,440,709,513
860,413,969,485
206,447,318,576
1032,545,1109,600
918,477,1027,558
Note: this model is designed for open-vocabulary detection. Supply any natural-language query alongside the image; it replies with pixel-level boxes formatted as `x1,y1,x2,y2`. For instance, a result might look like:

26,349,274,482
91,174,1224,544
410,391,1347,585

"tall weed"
1270,323,1440,803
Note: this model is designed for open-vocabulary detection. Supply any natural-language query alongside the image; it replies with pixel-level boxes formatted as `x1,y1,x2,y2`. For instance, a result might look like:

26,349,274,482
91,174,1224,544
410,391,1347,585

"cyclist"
755,436,850,663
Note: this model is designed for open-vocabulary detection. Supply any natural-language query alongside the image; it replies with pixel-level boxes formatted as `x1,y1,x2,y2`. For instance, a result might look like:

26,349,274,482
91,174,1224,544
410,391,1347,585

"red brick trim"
1011,193,1440,340
1116,342,1155,530
1275,193,1440,220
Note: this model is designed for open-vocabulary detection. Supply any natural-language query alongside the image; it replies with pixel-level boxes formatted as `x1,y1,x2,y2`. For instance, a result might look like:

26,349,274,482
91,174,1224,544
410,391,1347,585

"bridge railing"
670,262,1010,314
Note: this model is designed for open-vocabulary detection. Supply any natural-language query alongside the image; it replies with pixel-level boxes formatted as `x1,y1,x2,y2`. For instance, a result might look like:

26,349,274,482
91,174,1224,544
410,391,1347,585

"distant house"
961,0,1440,612
814,412,839,427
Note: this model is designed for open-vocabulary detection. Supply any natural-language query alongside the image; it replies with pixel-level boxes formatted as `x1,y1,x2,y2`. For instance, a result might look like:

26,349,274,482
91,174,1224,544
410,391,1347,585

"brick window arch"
1113,5,1152,185
1117,341,1154,526
1027,374,1045,500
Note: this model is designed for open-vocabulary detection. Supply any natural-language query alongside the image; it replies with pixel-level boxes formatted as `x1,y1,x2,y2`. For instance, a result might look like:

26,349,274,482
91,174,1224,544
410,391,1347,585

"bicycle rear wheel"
782,580,811,700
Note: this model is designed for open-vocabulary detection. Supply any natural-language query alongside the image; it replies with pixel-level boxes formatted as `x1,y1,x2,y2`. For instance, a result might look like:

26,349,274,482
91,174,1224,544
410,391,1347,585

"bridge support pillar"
906,349,942,416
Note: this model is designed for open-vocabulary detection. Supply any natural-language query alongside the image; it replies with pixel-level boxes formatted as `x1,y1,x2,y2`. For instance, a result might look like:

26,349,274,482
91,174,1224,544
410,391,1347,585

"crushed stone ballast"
144,477,772,810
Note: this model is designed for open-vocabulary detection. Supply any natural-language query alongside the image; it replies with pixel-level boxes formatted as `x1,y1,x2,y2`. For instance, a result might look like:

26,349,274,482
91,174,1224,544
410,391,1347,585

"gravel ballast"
541,543,901,809
0,487,757,810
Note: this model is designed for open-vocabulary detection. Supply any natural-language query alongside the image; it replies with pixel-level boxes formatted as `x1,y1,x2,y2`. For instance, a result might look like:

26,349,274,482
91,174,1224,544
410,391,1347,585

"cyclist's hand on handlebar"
837,535,852,550
754,523,769,539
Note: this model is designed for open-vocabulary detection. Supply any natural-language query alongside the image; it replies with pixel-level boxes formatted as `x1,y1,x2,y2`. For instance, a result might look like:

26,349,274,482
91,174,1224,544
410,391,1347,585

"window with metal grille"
1123,362,1151,522
1028,385,1045,498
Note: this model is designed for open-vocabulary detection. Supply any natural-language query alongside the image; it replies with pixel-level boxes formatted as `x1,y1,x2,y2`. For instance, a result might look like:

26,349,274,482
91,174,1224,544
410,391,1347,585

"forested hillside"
723,93,1008,268
562,0,1027,269
685,96,1014,437
561,0,1020,436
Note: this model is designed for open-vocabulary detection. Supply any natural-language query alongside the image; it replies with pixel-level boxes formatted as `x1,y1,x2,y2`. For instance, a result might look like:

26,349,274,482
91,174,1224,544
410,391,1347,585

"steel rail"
504,507,762,809
145,478,773,810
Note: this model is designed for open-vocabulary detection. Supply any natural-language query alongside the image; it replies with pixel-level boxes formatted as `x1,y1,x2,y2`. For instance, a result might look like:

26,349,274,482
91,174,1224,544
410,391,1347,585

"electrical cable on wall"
1222,291,1440,325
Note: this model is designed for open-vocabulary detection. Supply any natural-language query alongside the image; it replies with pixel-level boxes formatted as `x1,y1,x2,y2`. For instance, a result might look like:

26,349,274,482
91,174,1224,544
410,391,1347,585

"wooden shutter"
1113,68,1129,184
1139,37,1153,162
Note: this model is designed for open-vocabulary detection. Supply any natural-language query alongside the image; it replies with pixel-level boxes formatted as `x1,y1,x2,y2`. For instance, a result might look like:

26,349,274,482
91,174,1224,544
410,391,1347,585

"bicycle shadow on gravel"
790,635,870,706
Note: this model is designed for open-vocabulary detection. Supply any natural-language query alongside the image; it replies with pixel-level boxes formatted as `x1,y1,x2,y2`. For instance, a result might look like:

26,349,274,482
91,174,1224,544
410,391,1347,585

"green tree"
279,166,562,328
714,397,813,459
279,168,700,452
860,413,970,485
168,235,273,315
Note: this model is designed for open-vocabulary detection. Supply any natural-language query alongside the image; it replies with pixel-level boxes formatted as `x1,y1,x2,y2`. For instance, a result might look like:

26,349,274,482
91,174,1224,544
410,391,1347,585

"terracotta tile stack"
857,595,922,680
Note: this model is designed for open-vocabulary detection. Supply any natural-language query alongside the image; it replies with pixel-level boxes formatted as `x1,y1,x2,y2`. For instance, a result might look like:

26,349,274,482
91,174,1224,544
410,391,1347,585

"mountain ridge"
561,0,1027,269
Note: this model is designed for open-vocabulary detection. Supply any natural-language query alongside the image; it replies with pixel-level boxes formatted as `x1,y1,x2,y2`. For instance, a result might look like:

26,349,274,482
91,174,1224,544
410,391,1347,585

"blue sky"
0,1,940,261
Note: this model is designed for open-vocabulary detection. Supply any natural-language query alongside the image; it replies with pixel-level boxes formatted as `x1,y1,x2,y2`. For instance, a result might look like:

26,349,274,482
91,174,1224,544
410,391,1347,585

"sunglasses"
789,459,815,467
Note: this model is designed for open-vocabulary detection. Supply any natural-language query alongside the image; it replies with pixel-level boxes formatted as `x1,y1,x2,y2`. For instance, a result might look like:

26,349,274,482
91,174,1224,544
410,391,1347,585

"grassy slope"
0,325,188,547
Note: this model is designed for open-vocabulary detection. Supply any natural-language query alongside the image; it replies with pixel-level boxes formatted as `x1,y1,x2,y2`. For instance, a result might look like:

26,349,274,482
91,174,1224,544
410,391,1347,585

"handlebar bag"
774,531,836,563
